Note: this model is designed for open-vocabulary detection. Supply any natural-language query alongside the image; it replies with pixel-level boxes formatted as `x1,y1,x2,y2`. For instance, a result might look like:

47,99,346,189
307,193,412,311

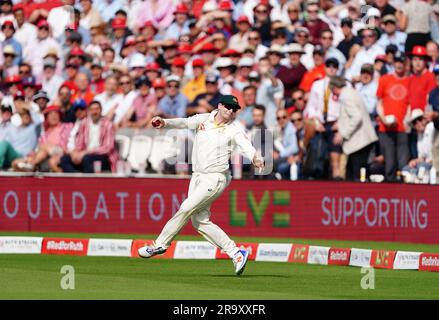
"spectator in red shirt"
376,51,411,181
303,1,329,46
408,46,436,111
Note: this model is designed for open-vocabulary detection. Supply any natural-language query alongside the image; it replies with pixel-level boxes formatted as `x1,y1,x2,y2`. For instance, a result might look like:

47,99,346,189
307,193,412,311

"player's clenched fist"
151,116,165,129
252,154,265,173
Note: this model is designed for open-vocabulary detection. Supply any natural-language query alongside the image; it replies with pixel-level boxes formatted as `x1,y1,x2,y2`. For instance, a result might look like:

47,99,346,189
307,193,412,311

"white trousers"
155,172,239,257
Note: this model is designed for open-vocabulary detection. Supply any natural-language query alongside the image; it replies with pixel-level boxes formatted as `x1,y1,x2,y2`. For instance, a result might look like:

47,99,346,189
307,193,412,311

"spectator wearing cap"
0,104,13,140
229,15,251,52
401,108,435,180
152,78,167,101
427,63,439,181
89,61,105,95
110,17,129,59
145,62,162,84
234,57,254,92
187,73,223,116
182,58,207,103
78,0,104,30
60,100,118,173
336,17,361,62
22,76,39,102
122,75,157,128
408,46,436,112
157,75,188,119
215,57,236,96
303,1,330,46
377,14,407,53
171,57,189,88
319,29,346,74
329,76,378,181
41,56,64,102
12,4,37,52
94,75,123,117
294,27,314,70
256,56,284,128
247,29,269,60
299,45,326,93
136,0,174,30
2,74,21,110
303,56,342,179
55,84,74,123
1,45,18,78
355,63,379,125
0,108,37,170
24,19,61,78
32,90,50,116
376,50,411,181
0,20,22,66
164,3,190,40
345,27,385,82
399,0,433,53
253,1,272,47
277,43,307,99
49,98,89,172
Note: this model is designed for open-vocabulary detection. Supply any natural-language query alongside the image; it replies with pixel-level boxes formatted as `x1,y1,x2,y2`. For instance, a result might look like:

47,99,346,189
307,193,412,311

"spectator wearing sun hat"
277,43,307,99
1,45,18,78
157,75,188,118
0,19,22,66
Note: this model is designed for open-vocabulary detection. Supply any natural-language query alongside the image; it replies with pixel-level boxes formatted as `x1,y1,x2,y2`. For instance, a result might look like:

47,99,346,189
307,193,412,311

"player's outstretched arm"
151,114,208,130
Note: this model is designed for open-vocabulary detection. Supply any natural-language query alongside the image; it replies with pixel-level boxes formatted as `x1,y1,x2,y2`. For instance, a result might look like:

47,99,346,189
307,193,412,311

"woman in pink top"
16,105,73,171
136,0,175,30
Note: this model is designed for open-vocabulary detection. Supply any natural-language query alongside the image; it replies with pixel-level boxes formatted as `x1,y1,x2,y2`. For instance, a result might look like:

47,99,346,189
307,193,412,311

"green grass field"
1,232,439,300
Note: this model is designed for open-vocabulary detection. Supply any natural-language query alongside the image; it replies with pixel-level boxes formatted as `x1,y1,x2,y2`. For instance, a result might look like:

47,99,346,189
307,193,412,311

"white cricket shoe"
233,250,249,276
138,245,166,258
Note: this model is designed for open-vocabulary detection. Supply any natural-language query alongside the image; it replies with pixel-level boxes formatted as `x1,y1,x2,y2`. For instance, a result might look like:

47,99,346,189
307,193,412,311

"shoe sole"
236,251,249,276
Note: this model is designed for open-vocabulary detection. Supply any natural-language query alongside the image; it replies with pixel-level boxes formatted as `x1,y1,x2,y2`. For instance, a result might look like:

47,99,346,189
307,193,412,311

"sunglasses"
4,53,15,57
277,116,287,120
19,69,30,74
120,81,131,85
39,27,49,31
321,36,333,40
66,64,78,69
291,118,303,123
307,9,318,13
2,25,14,30
293,96,304,101
167,84,179,88
248,37,260,41
224,104,239,112
206,81,217,85
255,9,268,14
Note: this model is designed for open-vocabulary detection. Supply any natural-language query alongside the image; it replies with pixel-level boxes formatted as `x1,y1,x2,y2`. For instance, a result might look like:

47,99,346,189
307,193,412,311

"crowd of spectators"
0,0,438,183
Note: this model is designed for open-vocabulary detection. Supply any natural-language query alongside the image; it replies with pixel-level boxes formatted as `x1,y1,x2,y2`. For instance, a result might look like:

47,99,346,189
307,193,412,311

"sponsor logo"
87,239,133,257
307,246,330,265
419,253,439,272
255,243,292,262
370,250,396,269
0,236,43,254
216,242,258,260
349,248,372,267
393,251,421,270
289,244,309,263
42,238,88,256
328,248,351,265
174,241,217,259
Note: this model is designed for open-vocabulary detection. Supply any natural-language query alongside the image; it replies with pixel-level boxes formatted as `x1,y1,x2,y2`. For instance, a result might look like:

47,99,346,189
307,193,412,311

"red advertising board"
418,253,439,272
0,177,438,244
42,237,88,256
215,242,259,260
328,248,351,266
370,250,396,269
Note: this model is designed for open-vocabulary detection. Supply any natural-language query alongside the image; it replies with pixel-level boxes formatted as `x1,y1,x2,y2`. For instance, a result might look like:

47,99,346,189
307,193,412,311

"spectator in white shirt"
94,75,123,116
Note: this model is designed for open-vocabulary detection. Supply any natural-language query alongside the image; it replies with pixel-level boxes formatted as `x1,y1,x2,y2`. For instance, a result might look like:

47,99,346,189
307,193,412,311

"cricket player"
138,95,265,275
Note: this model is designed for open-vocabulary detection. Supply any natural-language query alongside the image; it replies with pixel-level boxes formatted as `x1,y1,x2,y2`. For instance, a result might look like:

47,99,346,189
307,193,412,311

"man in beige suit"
330,76,378,181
